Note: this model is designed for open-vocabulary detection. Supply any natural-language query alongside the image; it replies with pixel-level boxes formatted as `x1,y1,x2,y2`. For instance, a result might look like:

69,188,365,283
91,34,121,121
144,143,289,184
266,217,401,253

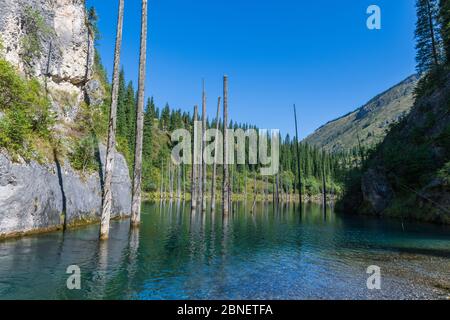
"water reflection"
0,201,449,300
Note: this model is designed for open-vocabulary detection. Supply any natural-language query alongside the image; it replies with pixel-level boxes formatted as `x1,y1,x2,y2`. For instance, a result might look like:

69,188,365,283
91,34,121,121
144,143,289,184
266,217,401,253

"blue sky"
87,0,417,139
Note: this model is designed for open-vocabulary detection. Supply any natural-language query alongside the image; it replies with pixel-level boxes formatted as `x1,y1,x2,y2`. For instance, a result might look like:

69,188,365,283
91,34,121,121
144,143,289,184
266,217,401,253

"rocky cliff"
338,72,450,224
0,0,99,121
0,146,131,237
0,0,132,237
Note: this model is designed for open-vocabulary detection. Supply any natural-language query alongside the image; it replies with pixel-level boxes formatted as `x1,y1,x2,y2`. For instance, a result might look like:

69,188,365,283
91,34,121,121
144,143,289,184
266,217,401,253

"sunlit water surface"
1,202,449,299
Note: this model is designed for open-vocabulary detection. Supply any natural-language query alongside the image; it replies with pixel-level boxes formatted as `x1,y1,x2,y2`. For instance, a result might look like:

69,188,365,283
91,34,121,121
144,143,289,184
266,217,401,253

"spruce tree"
441,0,450,63
116,69,127,137
415,0,443,73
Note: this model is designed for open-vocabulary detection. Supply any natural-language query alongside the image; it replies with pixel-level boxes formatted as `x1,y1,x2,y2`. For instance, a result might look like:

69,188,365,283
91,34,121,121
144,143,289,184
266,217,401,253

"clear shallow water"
0,202,449,300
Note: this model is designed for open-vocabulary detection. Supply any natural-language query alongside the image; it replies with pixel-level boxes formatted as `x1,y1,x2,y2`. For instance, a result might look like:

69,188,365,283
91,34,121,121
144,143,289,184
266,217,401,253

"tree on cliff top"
441,0,450,63
415,0,444,74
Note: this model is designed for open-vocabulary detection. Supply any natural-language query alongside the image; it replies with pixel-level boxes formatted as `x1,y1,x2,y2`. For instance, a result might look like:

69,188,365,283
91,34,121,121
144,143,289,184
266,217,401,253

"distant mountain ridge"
304,75,419,153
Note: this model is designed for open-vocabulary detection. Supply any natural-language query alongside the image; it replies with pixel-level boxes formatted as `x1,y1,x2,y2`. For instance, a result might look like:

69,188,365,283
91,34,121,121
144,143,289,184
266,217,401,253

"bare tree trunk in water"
244,172,247,202
202,80,207,212
322,151,327,214
276,173,280,205
230,165,234,207
131,0,148,227
160,162,164,200
183,165,186,200
177,165,181,200
280,167,284,203
100,0,124,240
191,106,198,213
211,97,221,212
272,177,275,204
293,104,302,205
222,76,230,216
265,176,269,203
251,172,257,214
169,161,173,199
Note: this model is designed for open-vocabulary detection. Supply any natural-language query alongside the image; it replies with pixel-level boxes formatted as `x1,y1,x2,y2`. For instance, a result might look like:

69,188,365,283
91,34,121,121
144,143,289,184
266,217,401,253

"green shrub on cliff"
0,59,54,159
20,6,53,75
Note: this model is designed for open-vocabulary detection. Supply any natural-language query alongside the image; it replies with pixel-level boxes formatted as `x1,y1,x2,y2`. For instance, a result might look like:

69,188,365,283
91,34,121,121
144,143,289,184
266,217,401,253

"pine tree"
142,97,154,191
415,0,444,73
160,103,170,130
441,0,450,63
116,69,127,137
125,81,136,152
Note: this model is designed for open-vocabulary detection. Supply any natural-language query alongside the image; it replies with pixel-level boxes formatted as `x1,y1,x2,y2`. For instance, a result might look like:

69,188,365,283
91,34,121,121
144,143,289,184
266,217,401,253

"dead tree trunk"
183,165,186,200
222,76,230,216
131,0,149,227
169,161,174,199
280,167,284,203
272,176,275,204
191,106,198,213
251,172,257,213
322,151,327,213
265,176,269,203
276,173,280,204
177,165,181,199
100,0,124,240
244,172,247,201
293,104,302,204
211,97,221,211
160,162,164,200
202,80,207,212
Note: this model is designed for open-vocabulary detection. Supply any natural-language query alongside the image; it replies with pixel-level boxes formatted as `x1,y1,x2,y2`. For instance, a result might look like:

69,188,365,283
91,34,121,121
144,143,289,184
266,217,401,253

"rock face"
0,145,131,237
0,0,94,122
0,0,133,237
361,168,394,214
339,73,450,224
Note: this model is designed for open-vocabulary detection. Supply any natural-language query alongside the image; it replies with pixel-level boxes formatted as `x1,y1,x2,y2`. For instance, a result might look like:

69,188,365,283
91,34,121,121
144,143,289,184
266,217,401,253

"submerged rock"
0,145,131,237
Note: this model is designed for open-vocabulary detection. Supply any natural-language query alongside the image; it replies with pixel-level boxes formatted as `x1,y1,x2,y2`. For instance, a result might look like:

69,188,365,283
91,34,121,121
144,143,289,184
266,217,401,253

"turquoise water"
0,202,449,300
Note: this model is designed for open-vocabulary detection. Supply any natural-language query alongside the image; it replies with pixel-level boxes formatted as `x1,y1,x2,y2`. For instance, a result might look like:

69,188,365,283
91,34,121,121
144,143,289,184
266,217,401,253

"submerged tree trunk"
202,81,207,212
265,176,269,203
211,97,221,212
251,172,257,213
276,173,280,204
160,162,164,200
191,106,198,213
293,104,302,204
322,152,327,213
183,165,186,200
100,0,124,240
272,176,275,204
131,0,148,227
280,167,284,203
222,76,230,216
177,165,181,199
169,161,173,199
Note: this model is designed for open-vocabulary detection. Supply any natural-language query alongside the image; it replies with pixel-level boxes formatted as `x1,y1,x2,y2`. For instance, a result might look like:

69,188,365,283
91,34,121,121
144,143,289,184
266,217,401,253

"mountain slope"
338,71,450,224
304,75,418,152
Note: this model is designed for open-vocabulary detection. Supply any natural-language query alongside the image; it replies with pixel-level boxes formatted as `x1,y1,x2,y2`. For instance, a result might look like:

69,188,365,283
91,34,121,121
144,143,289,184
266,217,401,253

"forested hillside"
338,0,450,224
304,75,418,153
